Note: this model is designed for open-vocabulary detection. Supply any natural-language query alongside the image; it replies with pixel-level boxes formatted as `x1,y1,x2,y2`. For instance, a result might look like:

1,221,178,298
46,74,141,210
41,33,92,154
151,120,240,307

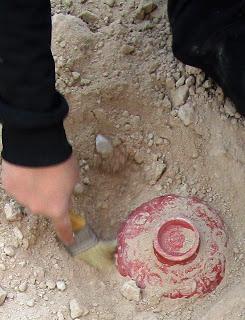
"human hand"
1,154,79,245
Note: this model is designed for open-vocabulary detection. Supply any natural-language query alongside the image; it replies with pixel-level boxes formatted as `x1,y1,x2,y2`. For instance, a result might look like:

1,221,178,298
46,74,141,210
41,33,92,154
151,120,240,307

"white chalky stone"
69,299,89,319
46,280,56,290
56,280,66,291
0,287,7,305
120,280,141,302
4,246,15,257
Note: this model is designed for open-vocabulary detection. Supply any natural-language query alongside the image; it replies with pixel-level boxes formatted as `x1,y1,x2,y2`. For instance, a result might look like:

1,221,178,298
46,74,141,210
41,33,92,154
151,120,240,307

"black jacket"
0,1,244,167
0,0,72,166
168,0,245,116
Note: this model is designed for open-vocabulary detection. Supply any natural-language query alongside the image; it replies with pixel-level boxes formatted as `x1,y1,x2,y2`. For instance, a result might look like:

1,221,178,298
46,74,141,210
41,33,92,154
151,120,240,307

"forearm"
0,0,72,166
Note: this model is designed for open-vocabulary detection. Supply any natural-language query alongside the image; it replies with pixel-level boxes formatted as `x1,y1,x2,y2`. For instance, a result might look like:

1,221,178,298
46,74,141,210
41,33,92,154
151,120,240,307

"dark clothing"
168,0,245,116
0,1,244,166
0,1,72,166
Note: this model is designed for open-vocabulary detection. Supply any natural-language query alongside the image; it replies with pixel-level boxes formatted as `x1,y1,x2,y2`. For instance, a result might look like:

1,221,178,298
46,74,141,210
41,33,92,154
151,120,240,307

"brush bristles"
76,240,117,270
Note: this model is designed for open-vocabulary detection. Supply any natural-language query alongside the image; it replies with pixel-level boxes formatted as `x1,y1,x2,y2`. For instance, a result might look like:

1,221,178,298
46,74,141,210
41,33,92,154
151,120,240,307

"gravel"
4,202,22,222
178,103,195,126
0,287,7,306
46,280,56,290
69,299,89,319
120,280,141,302
4,246,15,257
56,280,66,292
224,98,236,117
18,282,28,293
170,85,189,108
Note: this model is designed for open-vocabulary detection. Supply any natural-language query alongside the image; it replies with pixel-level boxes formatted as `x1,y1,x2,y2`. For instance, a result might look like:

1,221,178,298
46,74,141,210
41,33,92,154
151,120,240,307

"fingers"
1,156,80,246
52,213,75,246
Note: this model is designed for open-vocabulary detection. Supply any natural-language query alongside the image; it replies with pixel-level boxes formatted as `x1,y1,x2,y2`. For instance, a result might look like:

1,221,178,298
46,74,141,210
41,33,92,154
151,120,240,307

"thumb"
53,213,74,246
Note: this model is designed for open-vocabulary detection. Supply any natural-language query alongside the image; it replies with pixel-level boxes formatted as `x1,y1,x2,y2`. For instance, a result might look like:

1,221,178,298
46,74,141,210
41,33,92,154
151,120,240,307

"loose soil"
0,1,244,319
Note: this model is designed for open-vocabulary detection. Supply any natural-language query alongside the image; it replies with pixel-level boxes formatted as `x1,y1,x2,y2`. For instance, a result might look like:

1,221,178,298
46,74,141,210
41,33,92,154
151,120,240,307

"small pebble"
7,293,14,300
80,78,91,86
46,280,56,290
121,44,135,55
120,280,141,302
70,299,89,319
175,76,185,87
4,246,15,257
22,239,29,250
134,150,144,164
72,72,80,80
135,0,158,20
84,164,90,171
196,73,205,86
224,98,236,117
122,110,129,117
186,76,195,87
63,0,73,8
103,0,115,7
56,280,66,292
13,227,24,241
0,263,6,271
57,311,65,320
148,133,154,140
4,202,22,222
39,281,46,289
80,11,98,24
155,137,164,145
150,162,167,185
235,112,241,119
96,135,113,156
26,299,35,307
73,183,84,195
0,287,7,305
18,281,28,293
185,65,201,75
166,77,175,90
178,103,194,126
60,41,66,48
170,85,189,108
203,79,212,89
83,177,90,185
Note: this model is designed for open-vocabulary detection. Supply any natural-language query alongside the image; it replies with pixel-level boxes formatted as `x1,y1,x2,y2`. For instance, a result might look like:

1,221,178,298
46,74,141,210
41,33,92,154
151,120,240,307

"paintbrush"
66,209,117,270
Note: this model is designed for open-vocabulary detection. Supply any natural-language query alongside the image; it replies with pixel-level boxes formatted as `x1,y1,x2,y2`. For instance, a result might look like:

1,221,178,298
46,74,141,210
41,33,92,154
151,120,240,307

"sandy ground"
0,0,244,319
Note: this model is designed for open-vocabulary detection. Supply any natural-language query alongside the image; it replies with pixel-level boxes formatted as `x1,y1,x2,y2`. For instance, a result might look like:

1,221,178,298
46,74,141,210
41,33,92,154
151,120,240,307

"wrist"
1,123,72,167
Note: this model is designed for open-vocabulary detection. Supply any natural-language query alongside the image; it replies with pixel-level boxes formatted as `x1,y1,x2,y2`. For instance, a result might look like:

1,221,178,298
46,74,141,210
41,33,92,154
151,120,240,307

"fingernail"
64,235,75,246
65,240,74,247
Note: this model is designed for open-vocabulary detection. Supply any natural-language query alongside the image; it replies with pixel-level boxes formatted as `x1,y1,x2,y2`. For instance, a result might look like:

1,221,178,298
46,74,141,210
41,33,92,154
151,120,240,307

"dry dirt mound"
0,1,244,319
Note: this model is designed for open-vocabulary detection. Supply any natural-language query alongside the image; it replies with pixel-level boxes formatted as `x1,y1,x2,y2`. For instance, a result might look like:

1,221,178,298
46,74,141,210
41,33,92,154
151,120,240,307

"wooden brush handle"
69,209,87,232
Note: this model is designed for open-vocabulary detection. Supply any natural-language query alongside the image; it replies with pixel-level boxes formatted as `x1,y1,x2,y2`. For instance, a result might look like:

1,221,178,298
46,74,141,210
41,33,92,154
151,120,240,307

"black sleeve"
0,0,72,167
168,0,245,116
